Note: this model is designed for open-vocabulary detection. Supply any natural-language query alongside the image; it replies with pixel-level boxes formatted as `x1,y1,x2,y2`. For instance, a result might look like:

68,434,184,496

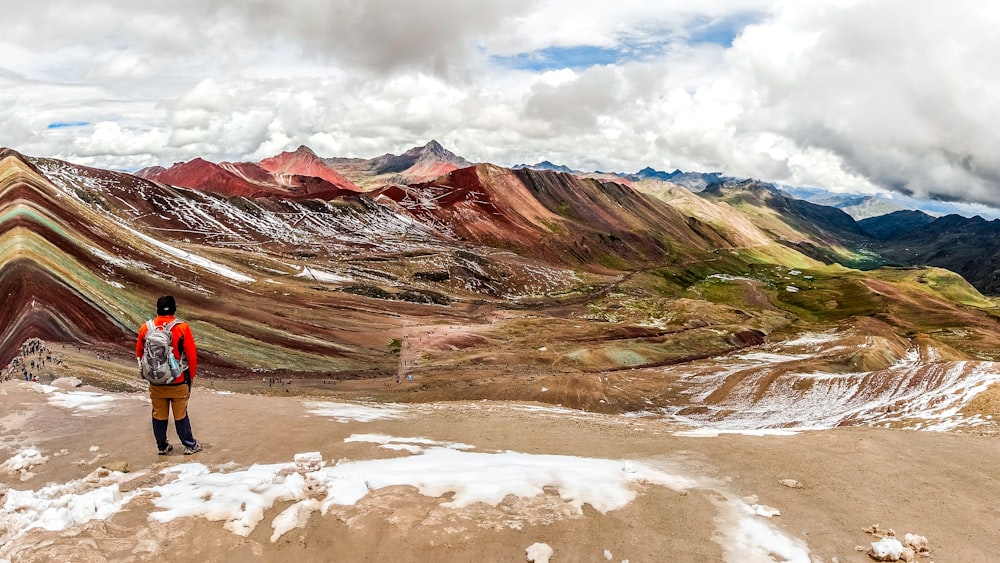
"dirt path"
2,378,999,562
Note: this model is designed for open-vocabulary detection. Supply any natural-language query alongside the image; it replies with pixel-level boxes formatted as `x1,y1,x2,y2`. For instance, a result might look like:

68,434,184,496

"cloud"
523,66,622,132
2,0,1000,208
235,0,535,76
727,0,1000,203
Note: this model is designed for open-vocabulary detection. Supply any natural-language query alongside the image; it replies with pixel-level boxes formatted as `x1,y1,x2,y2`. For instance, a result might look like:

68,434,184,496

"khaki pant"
150,384,190,421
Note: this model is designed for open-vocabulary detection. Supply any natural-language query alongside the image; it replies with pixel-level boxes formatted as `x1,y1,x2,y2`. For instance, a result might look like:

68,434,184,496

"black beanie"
156,295,177,316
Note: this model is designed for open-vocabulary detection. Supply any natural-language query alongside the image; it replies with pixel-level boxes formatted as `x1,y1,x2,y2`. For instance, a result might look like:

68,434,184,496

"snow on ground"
44,388,121,413
344,433,475,452
525,542,554,562
0,447,49,481
670,356,1000,433
667,331,1000,433
305,436,698,514
778,332,839,348
0,432,811,560
295,266,352,283
712,495,810,563
37,384,145,414
506,404,582,416
0,466,138,545
122,224,256,283
302,401,407,422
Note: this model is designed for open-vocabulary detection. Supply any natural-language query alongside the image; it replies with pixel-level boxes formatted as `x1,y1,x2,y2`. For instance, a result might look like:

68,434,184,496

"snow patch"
123,225,256,283
525,542,553,562
870,537,904,560
46,390,119,413
296,266,352,283
302,401,407,422
143,437,697,540
1,447,49,481
344,434,475,451
0,467,136,545
713,497,810,562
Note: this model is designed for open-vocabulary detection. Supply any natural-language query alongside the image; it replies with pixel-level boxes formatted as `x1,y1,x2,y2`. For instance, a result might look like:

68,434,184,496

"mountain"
5,145,1000,424
257,145,360,192
777,187,905,220
512,161,576,174
858,210,937,240
371,164,732,269
863,213,1000,294
702,180,867,238
8,144,1000,562
629,167,727,192
696,178,876,267
0,147,446,370
3,146,768,374
138,157,358,200
779,185,1000,220
139,140,470,195
359,139,472,185
835,194,905,219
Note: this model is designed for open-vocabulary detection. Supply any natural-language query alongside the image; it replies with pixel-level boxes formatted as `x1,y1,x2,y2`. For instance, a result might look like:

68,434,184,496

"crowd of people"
1,338,62,383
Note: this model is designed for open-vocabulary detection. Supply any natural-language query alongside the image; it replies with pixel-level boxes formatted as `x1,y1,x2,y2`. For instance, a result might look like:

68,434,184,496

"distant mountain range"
776,185,1000,221
516,160,1000,221
131,141,1000,294
138,140,471,197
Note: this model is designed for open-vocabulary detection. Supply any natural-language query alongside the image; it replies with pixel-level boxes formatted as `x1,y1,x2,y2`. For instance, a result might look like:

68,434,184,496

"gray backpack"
140,320,187,385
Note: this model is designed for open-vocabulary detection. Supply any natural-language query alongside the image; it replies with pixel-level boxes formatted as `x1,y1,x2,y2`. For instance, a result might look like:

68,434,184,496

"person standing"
136,295,203,455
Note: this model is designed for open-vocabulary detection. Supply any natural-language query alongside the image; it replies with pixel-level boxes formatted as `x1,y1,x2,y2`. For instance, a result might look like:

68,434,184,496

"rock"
50,377,83,389
102,460,129,473
903,533,929,555
778,478,803,489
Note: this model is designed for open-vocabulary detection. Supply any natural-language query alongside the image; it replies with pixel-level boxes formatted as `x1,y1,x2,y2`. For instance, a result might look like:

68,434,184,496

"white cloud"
1,0,999,206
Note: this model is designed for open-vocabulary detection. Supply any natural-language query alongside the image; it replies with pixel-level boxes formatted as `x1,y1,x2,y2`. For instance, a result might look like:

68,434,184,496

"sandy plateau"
1,355,999,562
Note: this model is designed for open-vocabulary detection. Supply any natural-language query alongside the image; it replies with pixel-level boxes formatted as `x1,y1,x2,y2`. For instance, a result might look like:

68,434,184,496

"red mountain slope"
258,146,360,192
138,158,356,200
373,164,732,268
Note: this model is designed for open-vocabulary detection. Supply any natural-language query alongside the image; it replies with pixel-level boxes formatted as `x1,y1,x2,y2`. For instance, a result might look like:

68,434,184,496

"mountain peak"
0,147,28,162
0,147,43,176
369,140,471,179
404,140,463,163
512,161,575,174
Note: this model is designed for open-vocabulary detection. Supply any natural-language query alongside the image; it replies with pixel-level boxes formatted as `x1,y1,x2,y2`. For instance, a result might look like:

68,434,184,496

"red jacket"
136,315,198,383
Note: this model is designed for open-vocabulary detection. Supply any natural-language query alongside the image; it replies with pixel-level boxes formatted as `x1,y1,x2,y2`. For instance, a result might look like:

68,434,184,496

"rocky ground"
2,372,999,562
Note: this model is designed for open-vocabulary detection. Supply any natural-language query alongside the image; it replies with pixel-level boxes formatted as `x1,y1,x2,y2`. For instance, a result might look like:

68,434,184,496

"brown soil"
2,377,999,562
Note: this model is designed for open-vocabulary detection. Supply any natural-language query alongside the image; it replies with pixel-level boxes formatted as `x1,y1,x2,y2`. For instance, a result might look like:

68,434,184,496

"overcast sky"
3,0,999,205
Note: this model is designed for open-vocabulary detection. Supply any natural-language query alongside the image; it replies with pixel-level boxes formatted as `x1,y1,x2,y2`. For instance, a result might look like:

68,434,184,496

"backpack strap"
145,319,155,333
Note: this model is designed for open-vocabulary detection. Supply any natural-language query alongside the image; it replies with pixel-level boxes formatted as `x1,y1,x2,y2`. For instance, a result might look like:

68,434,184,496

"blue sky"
47,121,91,129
